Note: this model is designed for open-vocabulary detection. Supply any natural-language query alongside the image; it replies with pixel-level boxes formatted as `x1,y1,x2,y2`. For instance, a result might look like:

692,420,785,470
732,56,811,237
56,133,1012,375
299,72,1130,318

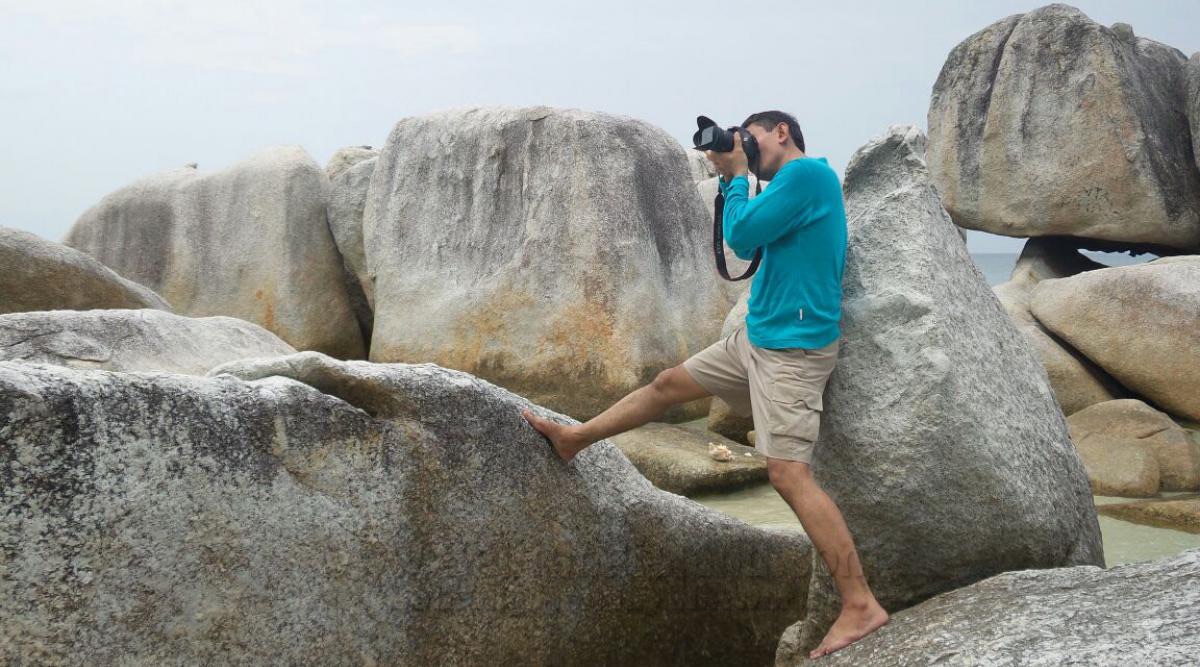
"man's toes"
522,410,552,436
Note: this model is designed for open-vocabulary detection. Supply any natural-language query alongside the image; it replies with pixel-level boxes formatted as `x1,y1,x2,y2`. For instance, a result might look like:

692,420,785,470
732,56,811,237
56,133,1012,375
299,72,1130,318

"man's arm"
720,166,810,255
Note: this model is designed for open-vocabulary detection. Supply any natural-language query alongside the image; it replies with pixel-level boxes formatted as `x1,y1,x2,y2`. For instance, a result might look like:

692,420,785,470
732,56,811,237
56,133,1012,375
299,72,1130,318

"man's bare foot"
521,409,588,462
809,599,889,659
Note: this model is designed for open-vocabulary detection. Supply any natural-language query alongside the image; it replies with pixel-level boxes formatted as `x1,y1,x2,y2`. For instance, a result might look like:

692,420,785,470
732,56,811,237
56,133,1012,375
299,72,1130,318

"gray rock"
928,5,1200,252
1069,399,1200,492
0,226,170,314
779,126,1104,660
799,548,1200,666
1187,53,1200,173
63,147,365,359
992,238,1126,415
1110,22,1135,43
609,422,766,495
363,106,733,421
1,352,810,665
324,145,376,181
326,153,378,345
686,148,717,184
1030,257,1200,422
0,309,295,375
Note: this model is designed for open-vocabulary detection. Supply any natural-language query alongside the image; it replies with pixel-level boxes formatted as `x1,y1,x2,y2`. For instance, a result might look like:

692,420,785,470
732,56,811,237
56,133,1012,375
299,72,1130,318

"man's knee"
651,365,710,404
767,456,815,490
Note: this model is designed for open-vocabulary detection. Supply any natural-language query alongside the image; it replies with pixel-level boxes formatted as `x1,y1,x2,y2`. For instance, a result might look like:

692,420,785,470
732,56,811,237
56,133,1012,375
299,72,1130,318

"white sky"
2,1,1197,253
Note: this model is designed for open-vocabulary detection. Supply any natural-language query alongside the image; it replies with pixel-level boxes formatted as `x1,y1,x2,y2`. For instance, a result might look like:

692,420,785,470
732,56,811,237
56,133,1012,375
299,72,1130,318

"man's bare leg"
522,365,711,462
766,458,889,659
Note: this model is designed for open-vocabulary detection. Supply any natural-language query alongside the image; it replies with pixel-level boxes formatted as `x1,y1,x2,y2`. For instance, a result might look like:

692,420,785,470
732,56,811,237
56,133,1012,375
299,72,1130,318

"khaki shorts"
683,325,839,463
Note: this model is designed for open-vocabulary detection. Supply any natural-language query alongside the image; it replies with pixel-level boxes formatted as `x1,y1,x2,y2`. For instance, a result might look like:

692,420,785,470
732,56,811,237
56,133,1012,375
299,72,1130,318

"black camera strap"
712,175,763,281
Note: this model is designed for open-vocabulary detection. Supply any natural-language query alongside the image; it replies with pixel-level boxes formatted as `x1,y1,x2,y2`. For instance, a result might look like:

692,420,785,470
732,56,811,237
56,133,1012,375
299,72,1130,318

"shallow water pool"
690,483,1200,566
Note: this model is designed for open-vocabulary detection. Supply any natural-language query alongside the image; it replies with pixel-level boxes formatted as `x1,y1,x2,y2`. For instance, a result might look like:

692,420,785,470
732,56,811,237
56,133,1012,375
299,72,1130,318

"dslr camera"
691,115,760,173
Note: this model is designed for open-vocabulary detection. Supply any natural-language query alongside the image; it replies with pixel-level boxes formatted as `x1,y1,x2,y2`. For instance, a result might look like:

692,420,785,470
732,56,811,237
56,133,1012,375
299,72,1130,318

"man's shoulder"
778,157,838,182
775,158,842,198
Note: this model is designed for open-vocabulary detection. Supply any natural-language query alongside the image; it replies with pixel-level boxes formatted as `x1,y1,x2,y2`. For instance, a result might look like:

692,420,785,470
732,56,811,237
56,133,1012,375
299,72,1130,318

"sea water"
691,483,1200,566
970,250,1152,287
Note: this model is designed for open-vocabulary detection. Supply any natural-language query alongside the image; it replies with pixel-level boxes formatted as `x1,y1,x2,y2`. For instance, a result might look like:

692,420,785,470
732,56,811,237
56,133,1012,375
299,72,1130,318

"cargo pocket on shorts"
764,374,824,443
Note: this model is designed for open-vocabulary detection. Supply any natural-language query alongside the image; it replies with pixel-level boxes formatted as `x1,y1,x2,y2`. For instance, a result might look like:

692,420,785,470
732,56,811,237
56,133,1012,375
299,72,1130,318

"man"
522,110,888,659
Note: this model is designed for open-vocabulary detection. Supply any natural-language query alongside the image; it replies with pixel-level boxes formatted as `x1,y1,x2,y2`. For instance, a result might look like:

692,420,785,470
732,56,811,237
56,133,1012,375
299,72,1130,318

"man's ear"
775,122,788,144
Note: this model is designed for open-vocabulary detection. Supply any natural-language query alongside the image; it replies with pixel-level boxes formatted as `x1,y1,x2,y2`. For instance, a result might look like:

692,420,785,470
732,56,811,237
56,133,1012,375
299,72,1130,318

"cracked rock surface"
1,352,809,665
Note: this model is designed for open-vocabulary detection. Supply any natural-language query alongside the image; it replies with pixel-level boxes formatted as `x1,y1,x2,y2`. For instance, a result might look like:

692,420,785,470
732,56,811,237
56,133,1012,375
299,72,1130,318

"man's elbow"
724,232,757,256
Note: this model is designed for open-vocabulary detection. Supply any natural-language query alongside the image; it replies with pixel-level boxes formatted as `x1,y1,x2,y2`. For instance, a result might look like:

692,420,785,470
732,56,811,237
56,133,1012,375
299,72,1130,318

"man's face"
747,123,789,181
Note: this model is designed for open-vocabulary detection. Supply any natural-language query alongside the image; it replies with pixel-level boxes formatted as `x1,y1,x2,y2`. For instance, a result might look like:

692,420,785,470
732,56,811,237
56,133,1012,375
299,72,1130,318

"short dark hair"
741,110,805,152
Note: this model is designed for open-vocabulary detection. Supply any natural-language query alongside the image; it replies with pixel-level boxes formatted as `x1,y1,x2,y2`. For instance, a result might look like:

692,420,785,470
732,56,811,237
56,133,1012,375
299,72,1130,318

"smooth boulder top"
63,146,365,359
324,144,377,181
928,4,1200,252
779,125,1103,658
0,308,295,376
1,352,809,665
1030,257,1200,422
362,105,730,421
797,548,1200,666
0,226,170,314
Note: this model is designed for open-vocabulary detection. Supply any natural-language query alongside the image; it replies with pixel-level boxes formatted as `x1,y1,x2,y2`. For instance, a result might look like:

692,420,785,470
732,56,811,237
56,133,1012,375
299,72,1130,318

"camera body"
691,116,761,172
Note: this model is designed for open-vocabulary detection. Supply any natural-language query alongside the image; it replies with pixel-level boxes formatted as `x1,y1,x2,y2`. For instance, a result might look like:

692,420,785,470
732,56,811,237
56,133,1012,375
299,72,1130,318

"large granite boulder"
608,422,766,495
790,548,1200,666
0,309,295,375
1187,53,1200,173
686,148,717,184
1030,257,1200,422
324,145,376,181
363,106,731,421
0,226,170,314
992,237,1126,415
326,147,379,345
779,126,1104,660
63,147,365,359
1069,399,1200,492
928,5,1200,252
0,352,809,665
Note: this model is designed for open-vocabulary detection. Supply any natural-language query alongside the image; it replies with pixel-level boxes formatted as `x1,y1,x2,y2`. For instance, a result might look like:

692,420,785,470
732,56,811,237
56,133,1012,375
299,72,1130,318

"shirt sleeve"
720,164,814,255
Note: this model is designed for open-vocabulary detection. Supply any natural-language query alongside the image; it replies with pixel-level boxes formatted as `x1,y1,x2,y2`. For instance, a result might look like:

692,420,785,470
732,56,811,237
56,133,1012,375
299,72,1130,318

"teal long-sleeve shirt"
719,156,847,349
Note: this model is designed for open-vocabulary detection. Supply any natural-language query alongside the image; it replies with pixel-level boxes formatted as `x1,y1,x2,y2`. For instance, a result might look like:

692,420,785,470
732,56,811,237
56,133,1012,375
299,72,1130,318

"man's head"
741,110,805,181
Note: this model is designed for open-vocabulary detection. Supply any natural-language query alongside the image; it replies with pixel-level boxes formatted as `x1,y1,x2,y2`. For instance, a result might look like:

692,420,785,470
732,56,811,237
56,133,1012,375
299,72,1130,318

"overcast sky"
2,1,1197,253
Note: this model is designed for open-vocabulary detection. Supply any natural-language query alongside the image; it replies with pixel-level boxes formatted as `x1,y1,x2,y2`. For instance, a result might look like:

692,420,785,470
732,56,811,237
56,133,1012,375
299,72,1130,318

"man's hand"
705,131,749,182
